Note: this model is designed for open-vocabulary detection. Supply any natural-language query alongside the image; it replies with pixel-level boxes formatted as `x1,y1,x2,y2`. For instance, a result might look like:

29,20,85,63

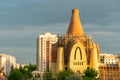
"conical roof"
67,9,84,36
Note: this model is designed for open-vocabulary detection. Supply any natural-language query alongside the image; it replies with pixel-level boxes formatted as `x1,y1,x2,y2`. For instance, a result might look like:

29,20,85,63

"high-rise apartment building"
37,32,58,73
0,54,16,76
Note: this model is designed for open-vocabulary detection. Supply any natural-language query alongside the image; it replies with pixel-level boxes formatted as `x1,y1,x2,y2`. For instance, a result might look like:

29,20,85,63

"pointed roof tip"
67,9,84,36
72,9,79,14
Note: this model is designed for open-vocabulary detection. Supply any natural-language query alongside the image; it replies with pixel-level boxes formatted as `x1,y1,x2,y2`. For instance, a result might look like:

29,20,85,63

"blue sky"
0,0,120,64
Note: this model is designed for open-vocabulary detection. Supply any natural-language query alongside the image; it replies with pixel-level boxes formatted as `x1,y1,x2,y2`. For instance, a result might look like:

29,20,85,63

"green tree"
66,74,83,80
8,69,24,80
43,70,53,80
19,64,36,79
57,69,74,80
83,76,98,80
83,67,98,80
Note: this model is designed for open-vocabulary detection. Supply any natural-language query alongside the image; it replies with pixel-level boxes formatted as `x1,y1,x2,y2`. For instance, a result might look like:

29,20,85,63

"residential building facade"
100,53,119,64
37,32,58,73
0,54,16,76
99,53,120,80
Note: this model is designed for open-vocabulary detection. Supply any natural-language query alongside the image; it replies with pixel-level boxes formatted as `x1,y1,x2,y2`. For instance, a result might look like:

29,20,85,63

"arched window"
74,47,82,60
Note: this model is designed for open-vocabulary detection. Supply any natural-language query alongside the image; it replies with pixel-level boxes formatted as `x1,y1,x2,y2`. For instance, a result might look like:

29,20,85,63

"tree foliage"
57,69,74,80
83,68,98,79
66,74,83,80
8,63,36,80
43,70,53,80
8,69,24,80
83,76,98,80
19,63,36,78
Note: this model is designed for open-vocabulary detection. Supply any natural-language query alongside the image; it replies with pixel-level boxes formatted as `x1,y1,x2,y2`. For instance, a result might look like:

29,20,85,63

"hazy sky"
0,0,120,64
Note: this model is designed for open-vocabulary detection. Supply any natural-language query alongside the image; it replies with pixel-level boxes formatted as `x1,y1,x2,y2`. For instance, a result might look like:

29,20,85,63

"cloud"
83,23,120,53
92,31,115,36
0,23,69,63
0,47,36,63
0,0,120,27
0,0,119,25
0,0,120,63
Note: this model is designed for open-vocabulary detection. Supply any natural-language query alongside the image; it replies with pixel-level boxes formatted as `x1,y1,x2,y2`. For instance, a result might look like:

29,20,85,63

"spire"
67,9,84,36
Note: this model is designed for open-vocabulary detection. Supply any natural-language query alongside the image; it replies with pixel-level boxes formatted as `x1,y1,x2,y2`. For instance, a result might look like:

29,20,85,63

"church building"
51,9,100,77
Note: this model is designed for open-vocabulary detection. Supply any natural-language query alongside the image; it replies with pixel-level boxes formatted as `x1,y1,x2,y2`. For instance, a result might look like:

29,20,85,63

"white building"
0,54,16,76
37,32,58,73
100,53,119,65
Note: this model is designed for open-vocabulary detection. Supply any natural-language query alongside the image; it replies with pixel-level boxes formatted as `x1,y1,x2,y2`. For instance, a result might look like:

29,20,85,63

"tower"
67,9,84,36
37,32,58,72
51,9,100,77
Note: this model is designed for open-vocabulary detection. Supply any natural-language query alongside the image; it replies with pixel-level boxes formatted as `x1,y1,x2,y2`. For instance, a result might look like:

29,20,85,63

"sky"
0,0,120,64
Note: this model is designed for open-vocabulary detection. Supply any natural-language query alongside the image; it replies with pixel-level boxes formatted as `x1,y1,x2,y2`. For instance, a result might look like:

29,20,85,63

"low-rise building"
99,53,120,80
99,62,120,80
100,53,119,64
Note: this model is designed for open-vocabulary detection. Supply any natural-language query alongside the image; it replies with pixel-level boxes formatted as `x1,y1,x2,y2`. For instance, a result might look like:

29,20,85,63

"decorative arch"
69,42,87,73
74,47,82,60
